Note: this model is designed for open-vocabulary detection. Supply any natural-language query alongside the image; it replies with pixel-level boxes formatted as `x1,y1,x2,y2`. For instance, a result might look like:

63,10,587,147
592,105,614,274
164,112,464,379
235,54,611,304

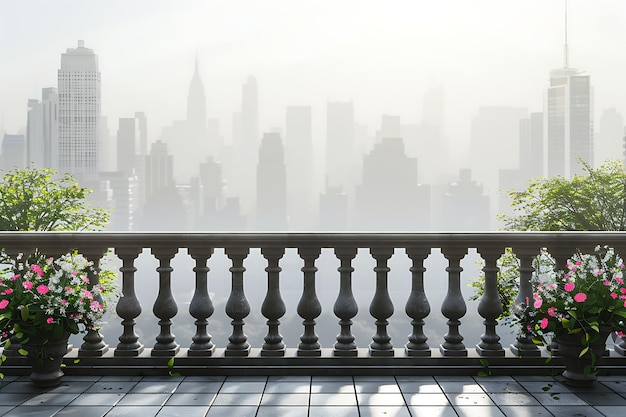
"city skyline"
2,0,626,164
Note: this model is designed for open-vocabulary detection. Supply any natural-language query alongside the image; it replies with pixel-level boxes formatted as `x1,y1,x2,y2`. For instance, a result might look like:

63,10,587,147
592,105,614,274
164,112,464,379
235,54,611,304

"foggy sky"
2,0,626,163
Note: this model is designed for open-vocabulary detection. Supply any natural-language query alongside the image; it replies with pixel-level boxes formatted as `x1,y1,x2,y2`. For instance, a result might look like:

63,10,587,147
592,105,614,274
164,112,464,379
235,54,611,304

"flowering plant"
0,252,115,355
513,246,626,360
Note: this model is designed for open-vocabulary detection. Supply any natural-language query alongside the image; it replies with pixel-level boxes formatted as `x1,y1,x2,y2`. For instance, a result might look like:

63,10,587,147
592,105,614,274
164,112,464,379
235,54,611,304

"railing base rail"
4,347,626,377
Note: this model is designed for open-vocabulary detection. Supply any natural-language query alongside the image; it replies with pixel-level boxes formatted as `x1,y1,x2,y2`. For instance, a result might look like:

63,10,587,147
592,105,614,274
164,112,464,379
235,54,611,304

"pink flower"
30,264,43,277
617,277,625,285
564,282,575,292
540,317,549,329
4,288,12,295
11,274,20,280
46,317,54,324
81,275,89,283
611,292,618,299
574,293,587,302
90,300,102,311
575,261,582,266
61,299,68,305
594,269,604,276
36,285,49,295
71,270,78,276
621,288,626,294
0,299,9,309
604,281,611,286
534,299,543,308
23,281,33,290
81,289,93,299
547,306,556,317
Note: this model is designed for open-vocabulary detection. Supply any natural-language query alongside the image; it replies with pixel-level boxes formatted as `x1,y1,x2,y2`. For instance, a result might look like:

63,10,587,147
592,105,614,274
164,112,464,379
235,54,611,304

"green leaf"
20,305,29,321
579,346,589,357
18,349,28,356
167,357,175,368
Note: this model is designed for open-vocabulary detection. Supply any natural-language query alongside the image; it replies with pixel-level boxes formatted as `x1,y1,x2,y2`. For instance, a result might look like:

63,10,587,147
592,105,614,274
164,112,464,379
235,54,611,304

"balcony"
2,231,626,415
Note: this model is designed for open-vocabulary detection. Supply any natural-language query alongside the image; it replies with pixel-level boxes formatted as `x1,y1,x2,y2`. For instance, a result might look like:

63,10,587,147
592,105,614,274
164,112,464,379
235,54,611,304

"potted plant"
513,245,626,386
0,251,115,387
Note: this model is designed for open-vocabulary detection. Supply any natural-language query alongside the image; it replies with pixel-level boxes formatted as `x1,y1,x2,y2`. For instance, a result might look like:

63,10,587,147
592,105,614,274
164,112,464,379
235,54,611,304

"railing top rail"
1,231,626,252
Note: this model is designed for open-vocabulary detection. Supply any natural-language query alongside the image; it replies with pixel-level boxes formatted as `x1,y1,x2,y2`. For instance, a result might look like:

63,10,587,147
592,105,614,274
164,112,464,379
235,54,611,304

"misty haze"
1,1,625,352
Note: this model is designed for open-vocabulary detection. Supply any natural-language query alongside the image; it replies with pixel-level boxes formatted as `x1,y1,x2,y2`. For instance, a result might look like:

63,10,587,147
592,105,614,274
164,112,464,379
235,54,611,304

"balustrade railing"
2,231,626,376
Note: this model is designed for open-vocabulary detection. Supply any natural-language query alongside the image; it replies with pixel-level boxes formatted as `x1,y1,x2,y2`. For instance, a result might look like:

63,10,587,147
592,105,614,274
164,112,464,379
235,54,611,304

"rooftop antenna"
564,0,569,68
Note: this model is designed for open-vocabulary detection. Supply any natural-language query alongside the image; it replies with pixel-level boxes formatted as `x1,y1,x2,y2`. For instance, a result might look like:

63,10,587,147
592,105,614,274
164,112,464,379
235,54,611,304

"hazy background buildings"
1,0,626,232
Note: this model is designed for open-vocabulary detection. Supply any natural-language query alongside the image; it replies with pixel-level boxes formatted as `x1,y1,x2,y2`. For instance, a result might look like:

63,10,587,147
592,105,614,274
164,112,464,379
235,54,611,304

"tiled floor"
1,374,626,416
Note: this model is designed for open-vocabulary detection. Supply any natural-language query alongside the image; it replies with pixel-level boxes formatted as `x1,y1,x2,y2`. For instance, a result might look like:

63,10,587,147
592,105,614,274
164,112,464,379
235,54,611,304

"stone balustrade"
2,231,626,376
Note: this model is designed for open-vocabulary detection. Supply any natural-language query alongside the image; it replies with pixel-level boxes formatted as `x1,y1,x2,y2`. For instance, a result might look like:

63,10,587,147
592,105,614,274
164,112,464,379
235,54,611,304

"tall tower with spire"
545,0,593,178
187,56,207,138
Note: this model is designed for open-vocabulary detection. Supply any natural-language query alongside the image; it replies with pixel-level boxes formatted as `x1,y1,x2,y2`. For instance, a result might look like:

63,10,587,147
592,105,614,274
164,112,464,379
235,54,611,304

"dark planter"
23,331,71,387
556,327,612,387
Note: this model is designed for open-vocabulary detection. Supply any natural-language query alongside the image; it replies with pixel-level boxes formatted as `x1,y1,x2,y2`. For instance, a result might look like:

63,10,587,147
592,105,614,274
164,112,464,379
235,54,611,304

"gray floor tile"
223,376,267,382
358,406,411,417
21,393,79,406
211,392,262,406
1,405,64,416
310,381,355,394
0,406,14,416
115,393,170,406
264,381,310,394
68,393,124,406
256,406,309,417
497,406,556,417
219,380,266,393
395,376,437,383
156,405,210,417
267,376,310,382
128,381,180,394
518,381,573,393
356,393,406,406
0,383,47,395
573,390,626,405
544,405,604,417
205,405,258,416
174,381,222,393
310,393,357,406
37,383,92,394
403,392,450,406
53,405,112,417
445,393,495,406
476,380,527,393
61,376,100,382
308,406,359,417
599,381,626,393
531,392,589,406
453,405,506,417
177,376,225,383
85,381,138,393
434,376,476,382
101,406,162,417
595,405,626,417
353,376,397,383
487,392,542,406
311,376,354,383
354,381,401,394
397,381,442,394
0,393,35,406
437,382,485,393
260,393,309,406
408,405,458,417
164,392,216,406
96,376,143,382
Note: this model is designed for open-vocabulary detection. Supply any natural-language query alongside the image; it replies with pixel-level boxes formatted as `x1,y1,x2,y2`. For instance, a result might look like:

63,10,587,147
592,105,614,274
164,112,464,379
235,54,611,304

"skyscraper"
57,40,101,180
545,5,593,178
27,87,58,169
255,132,287,230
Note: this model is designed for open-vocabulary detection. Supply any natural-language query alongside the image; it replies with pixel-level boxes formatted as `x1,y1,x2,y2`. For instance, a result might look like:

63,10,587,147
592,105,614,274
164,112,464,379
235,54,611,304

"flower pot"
23,331,71,387
556,327,611,387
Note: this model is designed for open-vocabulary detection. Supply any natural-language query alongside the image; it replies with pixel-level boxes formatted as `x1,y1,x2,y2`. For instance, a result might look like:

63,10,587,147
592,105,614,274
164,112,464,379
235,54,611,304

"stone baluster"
261,247,286,356
333,247,359,356
369,247,394,356
225,247,251,356
79,247,110,356
151,247,180,356
405,247,431,356
440,247,468,356
114,247,144,356
510,247,541,357
297,247,322,356
476,247,505,356
188,246,215,356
